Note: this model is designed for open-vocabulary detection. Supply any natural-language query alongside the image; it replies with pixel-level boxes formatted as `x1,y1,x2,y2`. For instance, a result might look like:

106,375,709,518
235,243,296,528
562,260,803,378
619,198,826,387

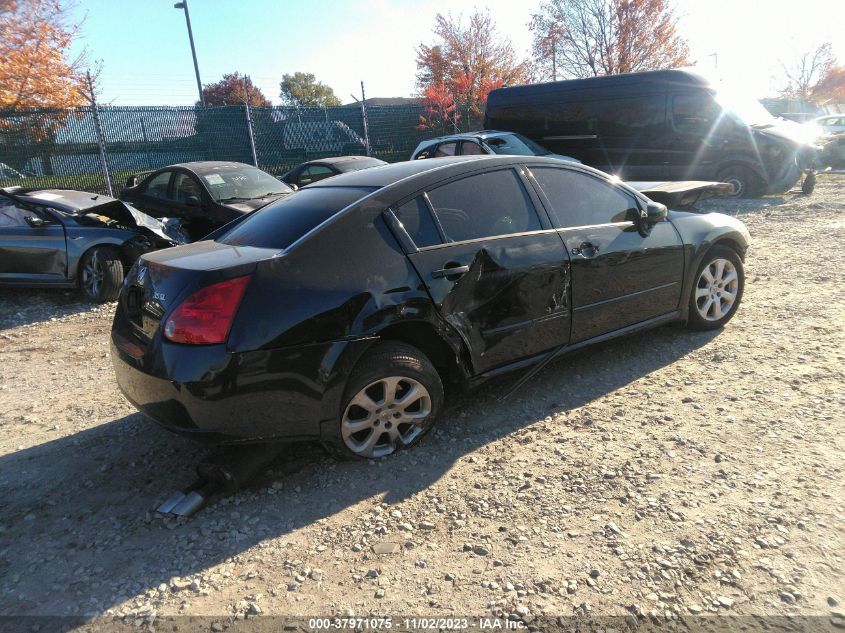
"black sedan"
280,155,387,189
121,161,294,240
1,187,186,302
111,156,750,458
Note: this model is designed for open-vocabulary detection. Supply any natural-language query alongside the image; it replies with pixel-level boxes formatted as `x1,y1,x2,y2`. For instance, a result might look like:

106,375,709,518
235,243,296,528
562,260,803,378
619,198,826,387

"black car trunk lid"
119,241,279,346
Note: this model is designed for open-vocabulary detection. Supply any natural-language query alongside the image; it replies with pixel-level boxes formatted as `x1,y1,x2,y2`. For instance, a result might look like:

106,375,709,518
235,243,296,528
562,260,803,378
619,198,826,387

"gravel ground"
0,177,843,627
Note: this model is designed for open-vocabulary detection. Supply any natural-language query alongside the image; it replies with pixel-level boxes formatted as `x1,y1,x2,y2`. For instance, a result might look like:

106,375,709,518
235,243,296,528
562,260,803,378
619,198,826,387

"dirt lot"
0,177,843,627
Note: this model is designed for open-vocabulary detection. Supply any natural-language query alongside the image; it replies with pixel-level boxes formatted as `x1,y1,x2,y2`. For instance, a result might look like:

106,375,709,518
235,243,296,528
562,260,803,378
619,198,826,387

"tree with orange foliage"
812,66,845,104
780,43,845,104
0,0,92,175
530,0,690,81
200,73,271,107
416,10,529,130
0,0,88,111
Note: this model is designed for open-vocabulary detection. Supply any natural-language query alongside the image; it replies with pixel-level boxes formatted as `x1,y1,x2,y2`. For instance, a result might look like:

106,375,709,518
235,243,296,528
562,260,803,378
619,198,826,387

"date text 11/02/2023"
307,617,526,630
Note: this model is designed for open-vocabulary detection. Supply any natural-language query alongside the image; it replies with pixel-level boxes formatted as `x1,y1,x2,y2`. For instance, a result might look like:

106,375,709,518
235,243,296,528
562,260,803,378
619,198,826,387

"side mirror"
185,195,202,207
288,183,298,192
637,201,666,236
644,201,667,223
25,215,46,228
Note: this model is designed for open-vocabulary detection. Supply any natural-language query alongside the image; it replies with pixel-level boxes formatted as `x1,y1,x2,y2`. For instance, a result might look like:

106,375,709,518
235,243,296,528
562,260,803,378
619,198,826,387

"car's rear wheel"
687,245,744,330
717,164,762,198
79,246,123,302
331,342,443,459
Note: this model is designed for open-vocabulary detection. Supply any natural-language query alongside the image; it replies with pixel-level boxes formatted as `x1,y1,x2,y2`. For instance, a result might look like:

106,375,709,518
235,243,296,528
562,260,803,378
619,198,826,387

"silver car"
0,188,187,302
411,130,580,163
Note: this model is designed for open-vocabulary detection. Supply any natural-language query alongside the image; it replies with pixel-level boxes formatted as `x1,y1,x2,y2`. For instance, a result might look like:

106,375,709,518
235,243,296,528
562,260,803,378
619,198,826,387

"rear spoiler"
626,181,734,210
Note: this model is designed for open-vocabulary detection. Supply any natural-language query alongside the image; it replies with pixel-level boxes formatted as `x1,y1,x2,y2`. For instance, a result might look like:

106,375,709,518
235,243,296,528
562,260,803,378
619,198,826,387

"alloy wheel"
341,376,432,458
694,258,739,321
82,251,104,298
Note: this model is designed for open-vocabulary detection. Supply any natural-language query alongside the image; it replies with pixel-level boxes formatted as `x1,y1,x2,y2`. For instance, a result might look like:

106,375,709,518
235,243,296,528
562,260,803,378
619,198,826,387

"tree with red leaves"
200,72,270,107
416,10,528,131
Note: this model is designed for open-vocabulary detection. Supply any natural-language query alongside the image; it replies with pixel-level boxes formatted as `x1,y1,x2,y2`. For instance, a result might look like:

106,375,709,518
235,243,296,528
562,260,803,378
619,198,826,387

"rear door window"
433,142,458,157
142,171,173,199
460,141,486,155
531,167,638,228
218,186,378,250
299,165,335,186
393,196,441,248
426,169,541,242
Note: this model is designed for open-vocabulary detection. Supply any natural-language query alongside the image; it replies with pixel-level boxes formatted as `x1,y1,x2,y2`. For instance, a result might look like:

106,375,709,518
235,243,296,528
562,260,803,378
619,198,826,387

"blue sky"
69,0,845,107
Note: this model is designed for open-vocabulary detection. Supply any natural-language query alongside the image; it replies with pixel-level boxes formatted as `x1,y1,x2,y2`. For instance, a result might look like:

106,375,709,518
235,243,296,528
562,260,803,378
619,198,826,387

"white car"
814,114,845,134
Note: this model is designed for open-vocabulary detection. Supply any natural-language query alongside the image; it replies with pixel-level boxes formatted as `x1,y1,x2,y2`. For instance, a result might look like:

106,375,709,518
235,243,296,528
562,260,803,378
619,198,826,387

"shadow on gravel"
0,324,719,616
0,288,104,330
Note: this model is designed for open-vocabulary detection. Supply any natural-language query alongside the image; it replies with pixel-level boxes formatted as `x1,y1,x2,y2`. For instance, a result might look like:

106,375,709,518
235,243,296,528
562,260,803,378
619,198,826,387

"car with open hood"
120,161,294,241
0,187,187,302
111,156,750,458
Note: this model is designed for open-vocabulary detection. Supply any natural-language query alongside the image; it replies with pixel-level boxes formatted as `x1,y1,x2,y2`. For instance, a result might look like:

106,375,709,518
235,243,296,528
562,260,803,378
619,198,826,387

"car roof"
149,161,256,176
417,130,513,146
304,155,385,166
305,155,604,190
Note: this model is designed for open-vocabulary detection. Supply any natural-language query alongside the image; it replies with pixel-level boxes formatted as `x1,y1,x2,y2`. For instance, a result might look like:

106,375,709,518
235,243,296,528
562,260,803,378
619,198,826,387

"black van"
485,69,816,197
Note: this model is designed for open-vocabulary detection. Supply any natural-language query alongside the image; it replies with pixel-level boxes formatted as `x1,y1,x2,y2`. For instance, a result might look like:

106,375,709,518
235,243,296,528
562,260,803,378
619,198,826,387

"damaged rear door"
402,168,571,374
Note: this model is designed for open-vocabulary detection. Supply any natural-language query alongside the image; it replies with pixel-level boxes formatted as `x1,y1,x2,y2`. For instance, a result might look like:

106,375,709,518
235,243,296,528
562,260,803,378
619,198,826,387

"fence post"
360,81,371,157
243,78,259,167
87,71,113,197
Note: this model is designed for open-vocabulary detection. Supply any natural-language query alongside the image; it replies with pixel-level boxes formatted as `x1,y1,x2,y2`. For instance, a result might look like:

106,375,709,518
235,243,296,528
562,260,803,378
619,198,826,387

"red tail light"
164,275,251,344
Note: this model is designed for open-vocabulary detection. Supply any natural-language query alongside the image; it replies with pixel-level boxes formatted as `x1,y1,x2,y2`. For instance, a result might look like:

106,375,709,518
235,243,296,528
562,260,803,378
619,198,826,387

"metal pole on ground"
174,0,204,106
87,71,113,197
243,78,259,167
360,81,371,157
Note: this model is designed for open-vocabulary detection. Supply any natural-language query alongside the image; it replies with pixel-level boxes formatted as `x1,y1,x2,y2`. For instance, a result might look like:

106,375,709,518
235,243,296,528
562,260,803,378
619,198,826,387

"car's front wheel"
687,245,744,330
717,164,762,198
331,342,443,459
79,246,123,302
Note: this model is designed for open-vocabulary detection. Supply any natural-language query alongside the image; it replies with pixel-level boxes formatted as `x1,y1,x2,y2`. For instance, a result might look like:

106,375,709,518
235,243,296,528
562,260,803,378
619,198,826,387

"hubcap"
695,258,739,321
341,376,432,458
82,251,104,298
723,177,744,197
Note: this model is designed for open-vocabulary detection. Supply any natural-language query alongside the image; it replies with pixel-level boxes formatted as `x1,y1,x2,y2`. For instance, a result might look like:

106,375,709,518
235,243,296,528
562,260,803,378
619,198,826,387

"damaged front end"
79,200,190,246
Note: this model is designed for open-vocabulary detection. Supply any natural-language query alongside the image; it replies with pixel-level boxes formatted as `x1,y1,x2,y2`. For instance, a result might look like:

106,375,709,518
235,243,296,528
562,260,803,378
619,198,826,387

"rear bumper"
110,333,369,444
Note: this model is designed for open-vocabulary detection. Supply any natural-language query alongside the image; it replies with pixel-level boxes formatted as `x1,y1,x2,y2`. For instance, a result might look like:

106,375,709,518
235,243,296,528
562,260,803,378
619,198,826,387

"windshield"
218,186,378,250
200,166,293,202
484,133,551,156
714,91,778,127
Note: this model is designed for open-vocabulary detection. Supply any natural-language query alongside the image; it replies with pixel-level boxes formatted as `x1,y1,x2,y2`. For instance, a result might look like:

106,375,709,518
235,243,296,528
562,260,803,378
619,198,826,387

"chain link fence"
0,104,484,195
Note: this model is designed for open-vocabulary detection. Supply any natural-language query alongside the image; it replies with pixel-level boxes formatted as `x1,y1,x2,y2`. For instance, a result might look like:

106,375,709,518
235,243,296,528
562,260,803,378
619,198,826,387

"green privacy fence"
0,104,484,195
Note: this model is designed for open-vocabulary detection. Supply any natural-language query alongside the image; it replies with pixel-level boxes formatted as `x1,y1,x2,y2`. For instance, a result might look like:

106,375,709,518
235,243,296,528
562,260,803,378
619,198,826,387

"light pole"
174,0,204,106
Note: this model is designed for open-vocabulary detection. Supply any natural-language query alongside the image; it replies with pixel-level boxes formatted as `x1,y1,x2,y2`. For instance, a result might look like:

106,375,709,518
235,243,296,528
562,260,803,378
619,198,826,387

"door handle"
571,242,599,257
432,264,470,279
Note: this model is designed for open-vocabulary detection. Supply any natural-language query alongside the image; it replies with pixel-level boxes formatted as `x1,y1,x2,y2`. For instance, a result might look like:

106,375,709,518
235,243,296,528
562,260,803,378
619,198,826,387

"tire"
686,245,744,331
717,164,763,198
328,342,444,460
79,246,123,302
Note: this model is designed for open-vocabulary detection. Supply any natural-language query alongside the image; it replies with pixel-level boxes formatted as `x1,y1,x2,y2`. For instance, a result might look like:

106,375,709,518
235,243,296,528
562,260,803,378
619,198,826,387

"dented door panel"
0,223,67,279
407,232,571,373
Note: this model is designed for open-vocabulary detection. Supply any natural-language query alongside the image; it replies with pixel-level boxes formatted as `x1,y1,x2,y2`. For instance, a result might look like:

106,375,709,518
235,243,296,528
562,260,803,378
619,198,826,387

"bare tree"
530,0,690,81
780,43,835,101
